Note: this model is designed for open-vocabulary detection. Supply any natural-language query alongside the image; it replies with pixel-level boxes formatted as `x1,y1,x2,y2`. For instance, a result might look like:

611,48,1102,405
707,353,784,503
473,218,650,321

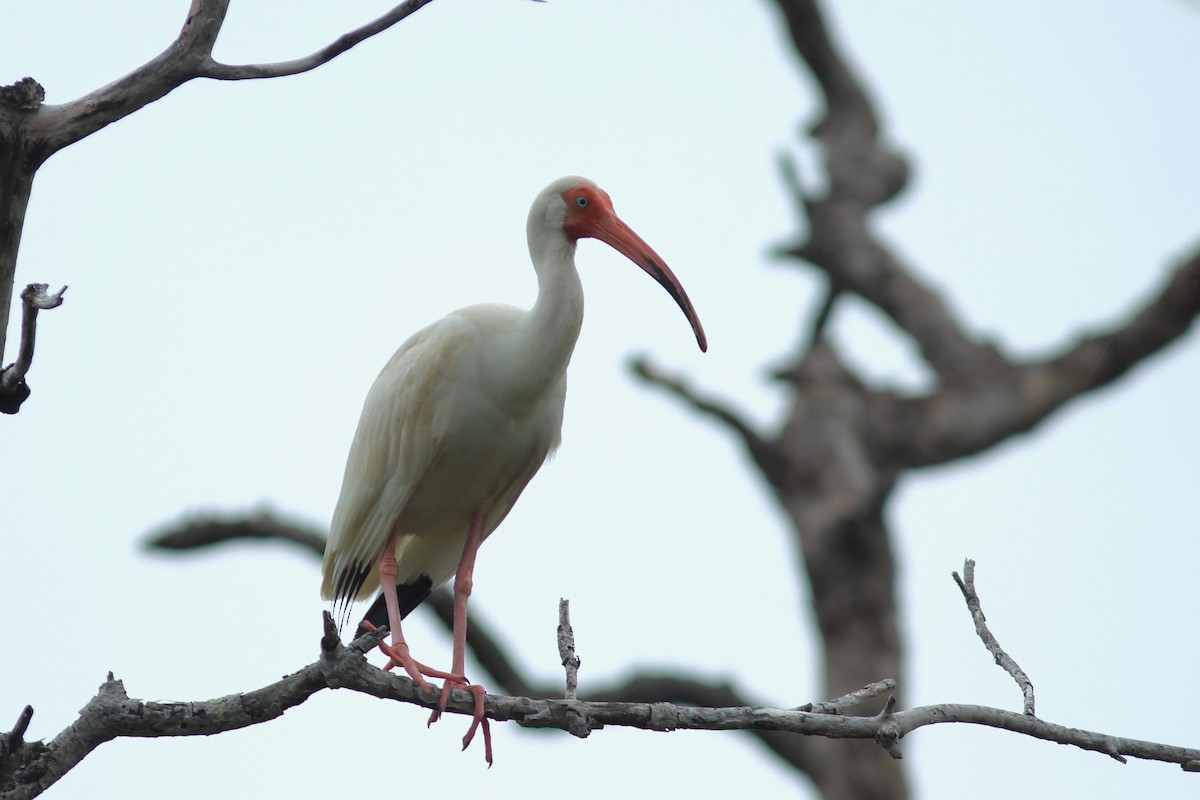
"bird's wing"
320,316,474,616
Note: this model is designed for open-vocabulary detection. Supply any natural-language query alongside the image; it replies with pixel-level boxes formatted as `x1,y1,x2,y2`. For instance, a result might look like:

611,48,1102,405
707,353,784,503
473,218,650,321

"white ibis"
320,176,707,763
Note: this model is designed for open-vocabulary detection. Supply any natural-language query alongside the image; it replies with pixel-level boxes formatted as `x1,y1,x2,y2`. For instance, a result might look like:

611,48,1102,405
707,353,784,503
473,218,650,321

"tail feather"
330,562,372,631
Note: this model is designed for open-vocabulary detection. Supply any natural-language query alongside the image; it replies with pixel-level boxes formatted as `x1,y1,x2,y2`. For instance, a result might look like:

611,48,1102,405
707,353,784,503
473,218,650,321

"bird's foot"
429,676,492,766
377,641,434,694
359,621,449,697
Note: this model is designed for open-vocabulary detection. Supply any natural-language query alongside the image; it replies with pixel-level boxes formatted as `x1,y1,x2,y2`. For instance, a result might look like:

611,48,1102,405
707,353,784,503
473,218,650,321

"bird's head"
531,176,707,353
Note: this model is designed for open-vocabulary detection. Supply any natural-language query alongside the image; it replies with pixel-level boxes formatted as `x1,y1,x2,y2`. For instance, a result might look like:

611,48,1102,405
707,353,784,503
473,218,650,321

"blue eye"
575,196,589,208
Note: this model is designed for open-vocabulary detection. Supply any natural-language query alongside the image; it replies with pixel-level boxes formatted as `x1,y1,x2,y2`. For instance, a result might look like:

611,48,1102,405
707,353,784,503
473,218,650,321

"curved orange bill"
592,215,708,353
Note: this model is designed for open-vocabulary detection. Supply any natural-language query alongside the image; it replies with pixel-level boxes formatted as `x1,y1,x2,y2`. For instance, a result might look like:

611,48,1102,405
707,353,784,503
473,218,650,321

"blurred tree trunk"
632,1,1200,797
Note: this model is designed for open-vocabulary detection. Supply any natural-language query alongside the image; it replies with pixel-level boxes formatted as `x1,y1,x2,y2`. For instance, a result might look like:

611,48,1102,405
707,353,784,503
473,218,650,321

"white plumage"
319,176,706,762
322,307,565,613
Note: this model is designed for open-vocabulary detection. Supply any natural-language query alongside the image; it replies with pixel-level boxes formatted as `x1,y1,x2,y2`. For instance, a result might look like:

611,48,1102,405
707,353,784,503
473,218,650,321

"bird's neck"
500,233,584,408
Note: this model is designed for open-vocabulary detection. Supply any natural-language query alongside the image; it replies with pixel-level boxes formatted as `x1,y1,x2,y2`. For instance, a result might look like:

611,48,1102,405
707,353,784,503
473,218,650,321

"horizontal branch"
136,515,1200,784
141,513,814,770
144,510,327,558
4,612,1197,800
1,617,369,800
896,704,1200,768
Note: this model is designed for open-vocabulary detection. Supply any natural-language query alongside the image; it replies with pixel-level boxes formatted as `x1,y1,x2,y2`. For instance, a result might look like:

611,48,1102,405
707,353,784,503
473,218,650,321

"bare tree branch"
144,510,327,557
0,283,66,413
25,0,438,159
952,559,1036,716
6,611,1198,800
797,680,898,715
556,599,581,701
138,514,1200,792
25,0,229,159
147,513,819,776
771,0,1001,382
199,0,438,80
628,356,787,487
1,617,375,800
0,100,37,374
429,581,814,779
1048,248,1200,389
888,247,1200,468
1,0,438,390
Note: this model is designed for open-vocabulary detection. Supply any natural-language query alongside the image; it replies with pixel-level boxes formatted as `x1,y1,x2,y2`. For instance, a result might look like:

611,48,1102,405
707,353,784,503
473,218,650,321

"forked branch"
1,0,443,406
199,1,438,80
953,558,1036,716
26,0,440,158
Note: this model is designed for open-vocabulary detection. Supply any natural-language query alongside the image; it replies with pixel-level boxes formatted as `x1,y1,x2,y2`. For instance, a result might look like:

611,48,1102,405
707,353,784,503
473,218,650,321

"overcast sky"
4,1,1199,798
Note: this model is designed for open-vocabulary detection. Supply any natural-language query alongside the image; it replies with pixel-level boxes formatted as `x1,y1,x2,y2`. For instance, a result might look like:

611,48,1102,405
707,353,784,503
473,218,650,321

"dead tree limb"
22,0,437,159
0,0,438,409
143,515,1200,792
0,283,66,413
953,559,1036,716
144,512,816,776
6,602,1200,800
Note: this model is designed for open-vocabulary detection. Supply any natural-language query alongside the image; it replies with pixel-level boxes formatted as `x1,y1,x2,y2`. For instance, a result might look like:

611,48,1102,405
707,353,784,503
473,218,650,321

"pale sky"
4,1,1199,798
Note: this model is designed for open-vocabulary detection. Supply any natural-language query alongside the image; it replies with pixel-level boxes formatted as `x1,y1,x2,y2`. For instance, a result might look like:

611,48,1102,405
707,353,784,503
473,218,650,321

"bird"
320,176,707,764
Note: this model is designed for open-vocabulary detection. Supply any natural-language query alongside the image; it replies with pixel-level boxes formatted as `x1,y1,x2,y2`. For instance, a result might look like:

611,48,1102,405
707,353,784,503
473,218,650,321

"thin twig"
0,283,67,396
629,356,785,484
953,558,1036,716
199,0,438,80
796,679,897,715
804,284,843,355
1,705,34,760
557,599,581,700
554,599,590,737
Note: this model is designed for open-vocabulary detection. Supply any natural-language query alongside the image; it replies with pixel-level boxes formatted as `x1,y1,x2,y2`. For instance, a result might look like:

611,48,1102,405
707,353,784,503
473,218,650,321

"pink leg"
428,511,492,765
375,530,458,696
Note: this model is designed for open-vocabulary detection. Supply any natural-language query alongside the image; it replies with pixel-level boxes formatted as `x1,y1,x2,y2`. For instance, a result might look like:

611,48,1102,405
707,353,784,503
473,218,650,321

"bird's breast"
398,373,565,538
